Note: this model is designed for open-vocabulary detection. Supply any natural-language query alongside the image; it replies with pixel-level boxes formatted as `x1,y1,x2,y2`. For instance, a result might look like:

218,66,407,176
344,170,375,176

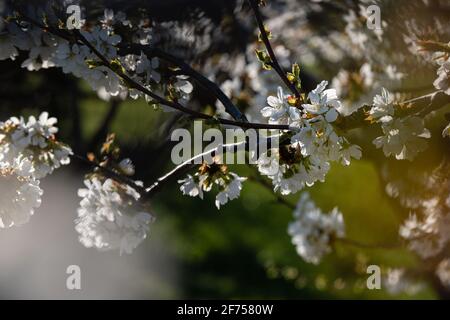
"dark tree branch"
73,29,290,131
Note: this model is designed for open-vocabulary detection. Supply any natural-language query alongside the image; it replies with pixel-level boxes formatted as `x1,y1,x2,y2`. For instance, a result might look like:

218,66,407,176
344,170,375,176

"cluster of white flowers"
288,192,345,264
178,168,246,209
0,108,152,253
258,82,361,195
0,17,121,96
75,177,154,255
370,88,430,161
0,112,71,227
0,159,43,228
331,62,404,118
331,63,374,116
385,161,450,292
0,1,449,293
433,54,450,95
0,112,72,179
399,197,450,259
405,27,450,97
400,213,446,258
0,8,192,105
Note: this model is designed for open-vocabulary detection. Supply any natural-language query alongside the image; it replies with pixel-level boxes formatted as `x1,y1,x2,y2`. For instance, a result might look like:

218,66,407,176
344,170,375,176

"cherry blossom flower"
434,60,450,95
369,88,395,123
339,143,362,166
178,166,246,209
302,81,340,123
288,192,345,264
55,42,90,77
81,26,121,59
0,112,72,179
0,159,43,228
261,87,293,125
373,116,430,161
399,199,450,259
215,173,246,209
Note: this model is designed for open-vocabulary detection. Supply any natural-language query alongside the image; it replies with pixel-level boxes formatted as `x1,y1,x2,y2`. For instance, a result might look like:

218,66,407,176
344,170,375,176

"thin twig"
145,140,248,199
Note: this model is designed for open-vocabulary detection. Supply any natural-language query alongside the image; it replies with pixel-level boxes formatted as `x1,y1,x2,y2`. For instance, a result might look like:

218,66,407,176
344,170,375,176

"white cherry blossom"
288,192,345,264
215,173,246,209
373,116,430,161
370,88,395,123
178,170,246,209
179,174,204,199
261,87,292,125
434,60,450,95
302,81,340,123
